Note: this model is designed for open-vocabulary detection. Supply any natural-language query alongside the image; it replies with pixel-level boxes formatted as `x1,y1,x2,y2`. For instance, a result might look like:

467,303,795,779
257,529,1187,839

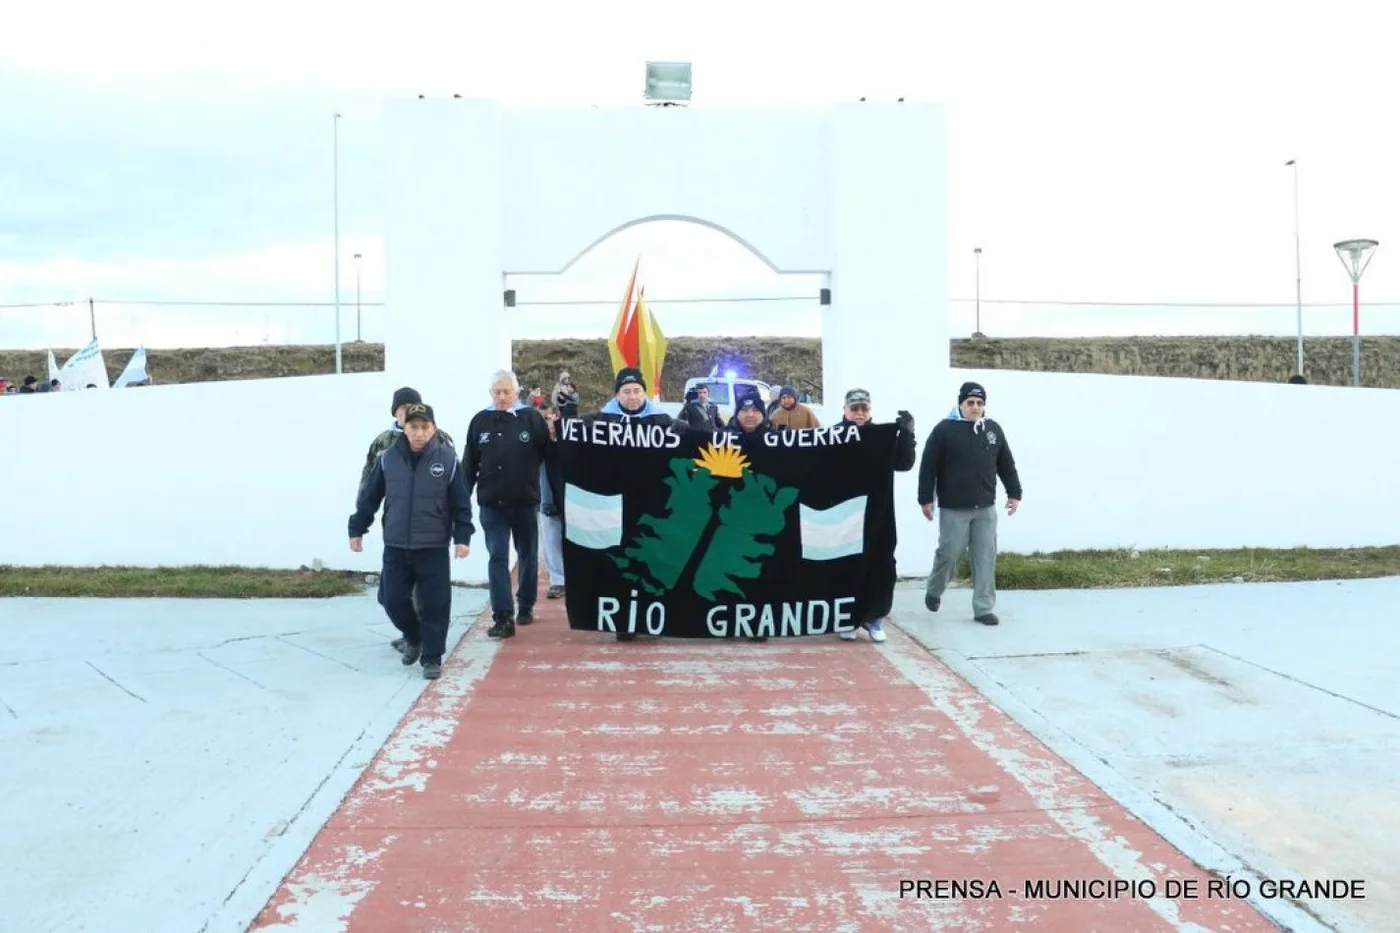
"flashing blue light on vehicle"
725,369,738,380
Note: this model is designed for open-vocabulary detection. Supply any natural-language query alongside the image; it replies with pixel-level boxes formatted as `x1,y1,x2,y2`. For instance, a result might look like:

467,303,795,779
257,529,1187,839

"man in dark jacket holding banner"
836,387,917,643
350,403,475,680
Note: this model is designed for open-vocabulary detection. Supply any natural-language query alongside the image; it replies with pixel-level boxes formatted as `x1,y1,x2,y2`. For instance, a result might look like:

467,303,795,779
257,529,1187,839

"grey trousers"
925,505,999,617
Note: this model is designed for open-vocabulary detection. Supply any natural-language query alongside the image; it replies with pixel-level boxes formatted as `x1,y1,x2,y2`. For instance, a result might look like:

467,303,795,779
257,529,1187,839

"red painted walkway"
250,596,1277,932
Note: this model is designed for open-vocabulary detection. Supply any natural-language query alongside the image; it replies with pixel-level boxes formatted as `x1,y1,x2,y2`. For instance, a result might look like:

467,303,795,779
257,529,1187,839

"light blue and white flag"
114,346,149,388
564,484,624,550
799,495,868,561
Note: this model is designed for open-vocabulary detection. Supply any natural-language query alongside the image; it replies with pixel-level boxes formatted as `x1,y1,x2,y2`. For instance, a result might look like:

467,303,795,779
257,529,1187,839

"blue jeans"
480,504,539,615
380,546,451,663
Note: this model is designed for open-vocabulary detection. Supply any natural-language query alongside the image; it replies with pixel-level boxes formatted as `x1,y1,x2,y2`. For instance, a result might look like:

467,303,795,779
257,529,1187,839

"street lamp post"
1285,160,1303,375
972,247,984,338
1332,239,1379,388
333,112,343,374
354,253,363,342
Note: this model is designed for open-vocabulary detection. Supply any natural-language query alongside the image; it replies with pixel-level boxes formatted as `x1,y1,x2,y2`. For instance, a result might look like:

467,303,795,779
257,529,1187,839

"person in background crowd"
835,387,917,645
553,370,580,418
1287,374,1308,384
361,386,456,652
726,388,771,436
765,385,782,416
36,381,50,393
537,402,567,600
768,385,821,430
349,403,474,680
463,369,556,639
530,386,544,408
19,376,36,394
50,378,60,391
677,383,724,432
917,381,1023,627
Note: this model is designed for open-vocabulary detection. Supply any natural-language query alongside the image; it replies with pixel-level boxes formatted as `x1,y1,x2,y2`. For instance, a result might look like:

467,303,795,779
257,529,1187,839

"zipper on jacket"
407,451,417,549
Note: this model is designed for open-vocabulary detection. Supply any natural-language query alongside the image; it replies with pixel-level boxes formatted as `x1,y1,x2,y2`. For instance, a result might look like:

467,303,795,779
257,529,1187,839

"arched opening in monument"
505,217,827,410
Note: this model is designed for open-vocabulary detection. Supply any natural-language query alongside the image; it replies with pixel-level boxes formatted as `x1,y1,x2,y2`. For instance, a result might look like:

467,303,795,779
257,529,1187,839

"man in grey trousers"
916,381,1022,625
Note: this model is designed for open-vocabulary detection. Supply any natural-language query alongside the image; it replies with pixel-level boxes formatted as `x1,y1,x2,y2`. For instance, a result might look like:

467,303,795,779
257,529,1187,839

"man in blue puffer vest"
349,403,475,680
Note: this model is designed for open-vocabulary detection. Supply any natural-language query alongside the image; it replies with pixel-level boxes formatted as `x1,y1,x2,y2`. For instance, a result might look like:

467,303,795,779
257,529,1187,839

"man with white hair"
462,369,556,639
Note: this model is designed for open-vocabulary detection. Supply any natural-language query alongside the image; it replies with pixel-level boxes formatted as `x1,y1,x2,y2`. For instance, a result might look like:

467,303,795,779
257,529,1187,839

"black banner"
558,419,900,638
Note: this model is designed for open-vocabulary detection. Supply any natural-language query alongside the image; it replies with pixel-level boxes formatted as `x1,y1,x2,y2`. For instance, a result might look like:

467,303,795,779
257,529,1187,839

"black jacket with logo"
349,435,475,549
916,415,1022,509
462,405,555,508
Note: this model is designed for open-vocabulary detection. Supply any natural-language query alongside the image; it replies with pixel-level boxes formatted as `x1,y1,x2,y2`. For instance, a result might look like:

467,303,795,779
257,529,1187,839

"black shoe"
974,613,1000,626
400,640,422,665
422,660,442,680
487,618,516,638
390,636,406,652
616,631,636,642
516,608,534,626
925,594,941,612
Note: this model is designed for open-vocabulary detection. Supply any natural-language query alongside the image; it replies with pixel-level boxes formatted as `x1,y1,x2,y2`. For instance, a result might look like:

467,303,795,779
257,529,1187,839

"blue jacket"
349,435,475,549
599,397,667,419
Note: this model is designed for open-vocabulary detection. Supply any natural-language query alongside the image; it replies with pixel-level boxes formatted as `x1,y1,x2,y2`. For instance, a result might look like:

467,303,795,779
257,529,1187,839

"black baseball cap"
403,403,435,424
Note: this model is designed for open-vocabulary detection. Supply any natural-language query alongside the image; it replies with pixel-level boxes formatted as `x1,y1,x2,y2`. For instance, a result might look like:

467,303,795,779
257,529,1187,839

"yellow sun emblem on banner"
692,443,749,479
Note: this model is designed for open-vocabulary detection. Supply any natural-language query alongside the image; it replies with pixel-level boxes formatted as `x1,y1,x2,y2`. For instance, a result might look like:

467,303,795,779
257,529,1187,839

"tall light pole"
1333,238,1378,388
1285,160,1303,375
353,252,363,342
972,247,984,338
333,112,343,374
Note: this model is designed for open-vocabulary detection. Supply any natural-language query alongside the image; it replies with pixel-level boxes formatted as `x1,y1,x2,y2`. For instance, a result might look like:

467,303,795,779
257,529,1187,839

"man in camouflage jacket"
363,387,456,484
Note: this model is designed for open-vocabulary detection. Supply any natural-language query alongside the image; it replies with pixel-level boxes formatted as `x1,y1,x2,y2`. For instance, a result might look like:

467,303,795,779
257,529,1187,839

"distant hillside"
3,336,1395,411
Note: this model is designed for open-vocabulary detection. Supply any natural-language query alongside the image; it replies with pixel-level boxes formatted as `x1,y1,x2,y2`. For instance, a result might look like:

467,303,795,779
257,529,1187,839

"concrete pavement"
0,588,488,933
5,578,1394,931
249,591,1283,932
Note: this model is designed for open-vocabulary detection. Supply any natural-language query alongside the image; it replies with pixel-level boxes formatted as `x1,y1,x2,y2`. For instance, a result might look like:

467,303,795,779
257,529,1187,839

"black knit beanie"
391,386,422,414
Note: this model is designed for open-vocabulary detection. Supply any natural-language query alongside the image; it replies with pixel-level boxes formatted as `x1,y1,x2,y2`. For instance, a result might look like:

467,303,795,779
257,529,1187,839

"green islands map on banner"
558,418,900,638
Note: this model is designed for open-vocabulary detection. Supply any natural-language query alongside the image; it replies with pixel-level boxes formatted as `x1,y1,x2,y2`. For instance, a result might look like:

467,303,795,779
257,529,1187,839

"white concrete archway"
382,97,952,573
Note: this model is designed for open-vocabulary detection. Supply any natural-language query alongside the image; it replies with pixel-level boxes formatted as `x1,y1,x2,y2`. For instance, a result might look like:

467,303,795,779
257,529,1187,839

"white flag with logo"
59,338,110,390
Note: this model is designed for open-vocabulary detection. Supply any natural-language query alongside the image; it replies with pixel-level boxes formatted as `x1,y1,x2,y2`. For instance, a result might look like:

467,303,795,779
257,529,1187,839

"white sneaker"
839,627,859,641
864,619,887,643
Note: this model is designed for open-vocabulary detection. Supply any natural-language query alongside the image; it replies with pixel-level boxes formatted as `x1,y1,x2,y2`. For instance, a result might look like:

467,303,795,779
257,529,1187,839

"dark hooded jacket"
917,408,1022,509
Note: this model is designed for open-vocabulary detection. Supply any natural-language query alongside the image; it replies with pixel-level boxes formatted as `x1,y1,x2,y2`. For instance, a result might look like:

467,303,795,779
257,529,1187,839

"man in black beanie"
360,386,456,651
916,381,1023,626
575,367,674,641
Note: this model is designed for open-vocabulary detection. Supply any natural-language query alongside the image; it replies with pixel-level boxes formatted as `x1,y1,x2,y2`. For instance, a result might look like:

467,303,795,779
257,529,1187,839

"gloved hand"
895,409,914,432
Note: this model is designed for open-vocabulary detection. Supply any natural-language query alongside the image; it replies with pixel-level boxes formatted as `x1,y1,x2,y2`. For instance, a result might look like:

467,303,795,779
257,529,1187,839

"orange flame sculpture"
607,256,669,399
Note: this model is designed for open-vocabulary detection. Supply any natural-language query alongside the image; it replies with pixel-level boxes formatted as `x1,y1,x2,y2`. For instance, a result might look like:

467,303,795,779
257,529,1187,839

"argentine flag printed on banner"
799,496,868,561
564,484,624,550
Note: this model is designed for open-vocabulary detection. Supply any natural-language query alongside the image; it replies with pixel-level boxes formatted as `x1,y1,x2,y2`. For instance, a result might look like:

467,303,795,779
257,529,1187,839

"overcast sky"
2,0,1396,350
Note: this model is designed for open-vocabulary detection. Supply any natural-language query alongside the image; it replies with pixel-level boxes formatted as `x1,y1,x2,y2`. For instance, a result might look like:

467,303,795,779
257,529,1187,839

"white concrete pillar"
825,101,951,571
383,99,512,582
